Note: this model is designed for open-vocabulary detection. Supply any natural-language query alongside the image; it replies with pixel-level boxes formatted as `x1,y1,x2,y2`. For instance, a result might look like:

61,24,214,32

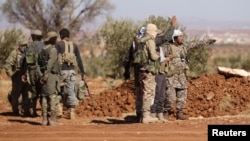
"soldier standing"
151,16,177,122
163,29,189,120
56,28,86,120
5,39,31,116
138,23,160,123
26,29,44,117
124,26,146,122
38,31,60,126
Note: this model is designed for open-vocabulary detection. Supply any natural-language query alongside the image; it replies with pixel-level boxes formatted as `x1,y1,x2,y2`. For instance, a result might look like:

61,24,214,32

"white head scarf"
172,29,183,41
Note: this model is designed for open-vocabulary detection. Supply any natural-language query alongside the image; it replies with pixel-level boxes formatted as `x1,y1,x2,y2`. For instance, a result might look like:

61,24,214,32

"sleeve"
4,51,16,77
44,47,57,79
74,43,85,75
155,26,175,46
147,40,159,61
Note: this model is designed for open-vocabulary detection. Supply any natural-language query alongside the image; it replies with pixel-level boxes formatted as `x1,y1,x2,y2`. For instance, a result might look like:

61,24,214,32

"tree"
0,0,114,35
0,28,26,68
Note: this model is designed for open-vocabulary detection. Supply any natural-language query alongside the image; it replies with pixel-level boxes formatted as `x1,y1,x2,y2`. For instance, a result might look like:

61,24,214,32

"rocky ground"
1,70,250,141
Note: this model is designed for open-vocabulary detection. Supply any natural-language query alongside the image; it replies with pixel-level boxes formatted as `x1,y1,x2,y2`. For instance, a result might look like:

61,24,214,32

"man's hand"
81,73,86,80
170,16,177,27
21,75,27,82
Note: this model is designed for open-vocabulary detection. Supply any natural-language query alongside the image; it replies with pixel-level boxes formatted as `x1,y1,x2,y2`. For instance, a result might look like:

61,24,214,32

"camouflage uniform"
38,31,60,126
164,44,188,120
26,30,44,116
5,40,31,116
139,24,160,123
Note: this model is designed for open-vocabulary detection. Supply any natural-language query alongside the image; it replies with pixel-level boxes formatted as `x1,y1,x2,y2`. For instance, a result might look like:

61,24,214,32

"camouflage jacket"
5,48,27,77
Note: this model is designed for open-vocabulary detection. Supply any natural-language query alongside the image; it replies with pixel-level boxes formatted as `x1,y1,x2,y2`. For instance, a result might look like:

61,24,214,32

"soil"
1,69,250,141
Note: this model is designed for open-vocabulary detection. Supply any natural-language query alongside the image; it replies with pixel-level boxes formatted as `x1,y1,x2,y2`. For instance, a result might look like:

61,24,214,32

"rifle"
82,78,92,98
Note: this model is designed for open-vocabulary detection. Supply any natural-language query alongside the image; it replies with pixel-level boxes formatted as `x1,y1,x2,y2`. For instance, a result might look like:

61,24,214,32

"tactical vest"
133,36,160,74
58,40,77,66
161,44,189,77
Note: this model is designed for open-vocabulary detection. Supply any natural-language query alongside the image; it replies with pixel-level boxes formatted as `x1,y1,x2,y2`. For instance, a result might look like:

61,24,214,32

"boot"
177,111,188,120
32,100,38,117
157,113,167,122
163,111,169,120
69,108,75,120
142,111,158,124
136,112,142,123
150,113,157,118
56,103,63,118
42,113,48,126
49,112,59,126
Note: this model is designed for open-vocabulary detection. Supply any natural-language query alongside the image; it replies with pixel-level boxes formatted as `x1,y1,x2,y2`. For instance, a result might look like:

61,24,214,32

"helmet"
172,29,183,41
44,31,57,41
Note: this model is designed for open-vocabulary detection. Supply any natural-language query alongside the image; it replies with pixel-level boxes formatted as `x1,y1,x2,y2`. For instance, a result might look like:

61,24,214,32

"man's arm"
155,16,177,46
74,44,85,77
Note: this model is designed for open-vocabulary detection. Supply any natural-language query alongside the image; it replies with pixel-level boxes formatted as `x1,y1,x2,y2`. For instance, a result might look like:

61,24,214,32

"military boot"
136,112,142,123
150,113,157,118
69,108,75,120
49,112,59,126
142,111,158,124
56,103,63,118
177,112,188,120
41,113,48,126
31,99,38,117
157,113,167,122
163,111,169,120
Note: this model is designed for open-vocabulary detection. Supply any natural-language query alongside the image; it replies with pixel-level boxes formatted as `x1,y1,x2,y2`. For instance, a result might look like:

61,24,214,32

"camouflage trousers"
140,72,156,112
164,86,187,112
41,93,58,115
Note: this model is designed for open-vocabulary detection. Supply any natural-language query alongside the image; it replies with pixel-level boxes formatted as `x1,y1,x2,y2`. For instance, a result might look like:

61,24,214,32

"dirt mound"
77,73,250,118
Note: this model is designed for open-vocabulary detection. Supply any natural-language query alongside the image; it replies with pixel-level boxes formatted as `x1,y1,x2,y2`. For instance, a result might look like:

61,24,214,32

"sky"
108,0,250,29
0,0,249,31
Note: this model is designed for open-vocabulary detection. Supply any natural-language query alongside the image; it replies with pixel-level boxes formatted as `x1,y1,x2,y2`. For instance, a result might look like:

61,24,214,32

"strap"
63,40,74,54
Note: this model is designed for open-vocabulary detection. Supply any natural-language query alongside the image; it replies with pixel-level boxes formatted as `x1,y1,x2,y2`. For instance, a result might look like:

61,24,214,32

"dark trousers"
151,73,166,113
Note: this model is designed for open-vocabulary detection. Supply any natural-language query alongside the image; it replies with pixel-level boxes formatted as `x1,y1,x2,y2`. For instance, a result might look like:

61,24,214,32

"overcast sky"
109,0,250,29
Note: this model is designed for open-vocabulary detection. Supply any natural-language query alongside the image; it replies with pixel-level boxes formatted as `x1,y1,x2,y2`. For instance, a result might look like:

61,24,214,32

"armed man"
5,39,31,116
136,23,160,124
150,16,177,122
26,29,44,117
56,28,86,120
124,26,146,122
38,31,60,126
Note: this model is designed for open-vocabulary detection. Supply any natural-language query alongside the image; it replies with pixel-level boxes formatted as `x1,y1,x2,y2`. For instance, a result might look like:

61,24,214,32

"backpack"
38,45,60,74
58,40,77,66
133,42,148,68
38,45,52,73
26,42,38,65
26,42,44,65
